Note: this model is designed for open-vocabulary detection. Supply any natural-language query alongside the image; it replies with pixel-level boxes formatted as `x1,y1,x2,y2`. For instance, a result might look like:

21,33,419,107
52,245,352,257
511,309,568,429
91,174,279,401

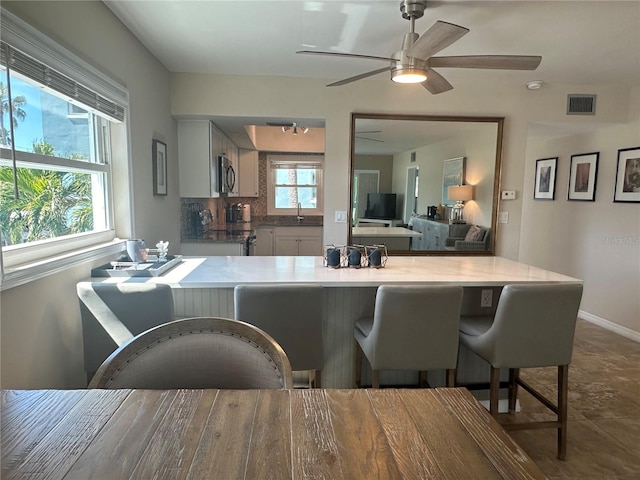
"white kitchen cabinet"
254,227,274,256
237,149,259,197
178,120,216,198
178,120,240,198
181,242,244,256
274,226,322,256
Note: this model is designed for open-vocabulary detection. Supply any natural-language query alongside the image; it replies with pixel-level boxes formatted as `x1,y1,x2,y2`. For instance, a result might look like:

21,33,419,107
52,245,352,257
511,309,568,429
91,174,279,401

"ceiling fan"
297,0,541,94
355,130,384,143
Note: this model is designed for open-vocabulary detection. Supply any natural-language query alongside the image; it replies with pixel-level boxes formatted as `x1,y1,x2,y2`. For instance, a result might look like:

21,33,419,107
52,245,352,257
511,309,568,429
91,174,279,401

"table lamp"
447,185,474,224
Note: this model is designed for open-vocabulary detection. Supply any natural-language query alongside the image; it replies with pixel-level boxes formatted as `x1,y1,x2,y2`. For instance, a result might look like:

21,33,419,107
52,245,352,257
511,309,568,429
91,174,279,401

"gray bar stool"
459,283,583,459
354,285,463,388
77,282,175,384
234,284,324,388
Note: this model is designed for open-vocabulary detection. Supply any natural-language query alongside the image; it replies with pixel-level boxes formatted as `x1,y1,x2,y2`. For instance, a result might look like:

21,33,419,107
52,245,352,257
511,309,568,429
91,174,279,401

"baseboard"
579,310,640,343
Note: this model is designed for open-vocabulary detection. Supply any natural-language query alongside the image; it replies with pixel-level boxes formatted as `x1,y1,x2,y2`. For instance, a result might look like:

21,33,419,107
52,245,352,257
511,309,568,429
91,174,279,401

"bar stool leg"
490,366,500,417
372,370,381,389
445,368,456,388
312,369,322,389
508,368,519,414
354,340,363,388
558,364,569,460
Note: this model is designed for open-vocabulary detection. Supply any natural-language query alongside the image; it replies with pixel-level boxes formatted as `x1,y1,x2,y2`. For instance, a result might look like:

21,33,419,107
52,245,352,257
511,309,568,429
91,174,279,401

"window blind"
1,42,125,122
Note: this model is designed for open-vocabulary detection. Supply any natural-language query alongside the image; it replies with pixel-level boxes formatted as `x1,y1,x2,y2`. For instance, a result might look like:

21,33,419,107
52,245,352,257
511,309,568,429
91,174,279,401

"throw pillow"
465,225,485,242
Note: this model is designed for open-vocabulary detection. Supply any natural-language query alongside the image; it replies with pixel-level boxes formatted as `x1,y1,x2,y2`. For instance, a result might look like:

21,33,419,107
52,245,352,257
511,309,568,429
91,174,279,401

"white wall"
1,1,179,388
0,2,637,389
520,86,640,333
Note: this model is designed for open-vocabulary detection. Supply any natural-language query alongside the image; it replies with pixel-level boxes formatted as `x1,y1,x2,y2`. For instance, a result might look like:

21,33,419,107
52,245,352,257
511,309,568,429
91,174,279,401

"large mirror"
349,113,503,255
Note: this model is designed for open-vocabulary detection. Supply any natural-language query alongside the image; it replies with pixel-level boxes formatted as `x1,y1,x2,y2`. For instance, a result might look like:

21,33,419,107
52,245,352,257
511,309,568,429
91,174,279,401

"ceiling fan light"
392,67,427,84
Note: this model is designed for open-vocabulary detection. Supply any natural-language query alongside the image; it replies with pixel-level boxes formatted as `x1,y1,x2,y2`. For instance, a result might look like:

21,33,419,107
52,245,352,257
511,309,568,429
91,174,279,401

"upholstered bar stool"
234,284,324,388
77,282,175,384
354,285,463,388
459,283,583,460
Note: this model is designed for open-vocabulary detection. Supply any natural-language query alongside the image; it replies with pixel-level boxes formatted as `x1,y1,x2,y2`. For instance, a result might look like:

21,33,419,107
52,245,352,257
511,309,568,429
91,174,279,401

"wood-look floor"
504,319,640,480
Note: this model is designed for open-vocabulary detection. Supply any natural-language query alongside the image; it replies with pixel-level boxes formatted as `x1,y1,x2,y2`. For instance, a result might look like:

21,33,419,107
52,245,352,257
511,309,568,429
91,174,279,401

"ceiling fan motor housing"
400,0,427,20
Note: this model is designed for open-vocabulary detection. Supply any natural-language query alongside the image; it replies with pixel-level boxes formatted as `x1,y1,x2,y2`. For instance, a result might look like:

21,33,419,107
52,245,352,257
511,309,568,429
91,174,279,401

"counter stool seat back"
77,282,175,384
355,285,464,388
459,282,583,459
234,284,324,388
88,317,293,390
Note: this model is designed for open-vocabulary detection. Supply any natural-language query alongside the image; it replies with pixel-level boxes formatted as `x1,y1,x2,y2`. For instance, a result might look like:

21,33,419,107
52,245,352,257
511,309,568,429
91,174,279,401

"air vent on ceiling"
567,94,597,115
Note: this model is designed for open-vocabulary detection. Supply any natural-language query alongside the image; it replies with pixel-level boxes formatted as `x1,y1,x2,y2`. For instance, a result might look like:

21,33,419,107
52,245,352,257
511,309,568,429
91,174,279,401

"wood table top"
1,387,546,479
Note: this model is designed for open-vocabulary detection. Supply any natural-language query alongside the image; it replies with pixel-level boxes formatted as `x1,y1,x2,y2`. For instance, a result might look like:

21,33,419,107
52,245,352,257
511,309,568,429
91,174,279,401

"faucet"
296,202,304,222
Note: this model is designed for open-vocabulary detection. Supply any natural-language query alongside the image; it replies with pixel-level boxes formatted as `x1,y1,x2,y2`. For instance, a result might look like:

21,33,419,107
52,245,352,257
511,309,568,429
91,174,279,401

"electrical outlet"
481,289,493,308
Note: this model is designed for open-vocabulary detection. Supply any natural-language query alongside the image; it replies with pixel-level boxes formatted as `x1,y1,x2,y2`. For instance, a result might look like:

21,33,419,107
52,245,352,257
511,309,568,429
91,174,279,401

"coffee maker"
225,203,243,223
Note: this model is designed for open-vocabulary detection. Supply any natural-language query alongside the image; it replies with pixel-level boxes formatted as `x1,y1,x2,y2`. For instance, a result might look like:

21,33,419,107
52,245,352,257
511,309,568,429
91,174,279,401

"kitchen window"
267,155,324,216
0,9,129,289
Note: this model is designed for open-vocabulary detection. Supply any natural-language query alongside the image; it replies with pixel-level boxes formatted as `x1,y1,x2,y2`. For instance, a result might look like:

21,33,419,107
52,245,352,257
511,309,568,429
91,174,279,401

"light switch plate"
335,211,347,223
498,211,509,224
501,190,516,200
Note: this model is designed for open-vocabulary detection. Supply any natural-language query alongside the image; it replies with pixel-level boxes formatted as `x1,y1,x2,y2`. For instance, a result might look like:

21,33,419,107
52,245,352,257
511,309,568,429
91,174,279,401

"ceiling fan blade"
423,68,453,95
327,66,393,87
297,50,393,63
408,21,469,61
356,136,384,143
430,55,542,70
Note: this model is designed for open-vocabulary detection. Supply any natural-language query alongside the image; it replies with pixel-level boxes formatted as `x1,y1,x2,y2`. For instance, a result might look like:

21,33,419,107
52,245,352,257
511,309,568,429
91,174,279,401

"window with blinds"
0,8,128,273
267,155,324,216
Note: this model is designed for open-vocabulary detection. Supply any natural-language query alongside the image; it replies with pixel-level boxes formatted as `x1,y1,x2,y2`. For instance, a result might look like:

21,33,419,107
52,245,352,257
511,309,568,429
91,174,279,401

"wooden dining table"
1,387,546,479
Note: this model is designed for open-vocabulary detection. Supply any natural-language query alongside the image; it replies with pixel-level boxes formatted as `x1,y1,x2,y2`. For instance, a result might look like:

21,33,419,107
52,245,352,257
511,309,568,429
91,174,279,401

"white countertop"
92,256,581,288
352,226,422,238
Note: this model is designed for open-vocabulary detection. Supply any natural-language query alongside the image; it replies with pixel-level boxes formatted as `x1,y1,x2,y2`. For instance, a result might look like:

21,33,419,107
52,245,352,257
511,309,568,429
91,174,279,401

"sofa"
445,225,491,251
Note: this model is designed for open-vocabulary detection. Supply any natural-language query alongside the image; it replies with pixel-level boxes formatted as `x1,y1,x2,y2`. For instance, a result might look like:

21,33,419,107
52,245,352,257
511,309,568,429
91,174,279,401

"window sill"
1,240,125,291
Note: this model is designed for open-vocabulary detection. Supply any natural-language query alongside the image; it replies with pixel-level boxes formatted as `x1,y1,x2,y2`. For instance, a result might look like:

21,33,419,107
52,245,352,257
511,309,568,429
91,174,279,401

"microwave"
210,155,236,195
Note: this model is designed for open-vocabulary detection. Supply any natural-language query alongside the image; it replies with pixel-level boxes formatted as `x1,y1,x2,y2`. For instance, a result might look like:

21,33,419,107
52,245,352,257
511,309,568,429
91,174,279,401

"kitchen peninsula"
92,255,581,388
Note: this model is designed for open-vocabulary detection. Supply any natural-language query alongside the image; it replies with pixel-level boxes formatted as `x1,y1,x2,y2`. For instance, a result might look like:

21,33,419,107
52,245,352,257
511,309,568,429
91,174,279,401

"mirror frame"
349,112,504,256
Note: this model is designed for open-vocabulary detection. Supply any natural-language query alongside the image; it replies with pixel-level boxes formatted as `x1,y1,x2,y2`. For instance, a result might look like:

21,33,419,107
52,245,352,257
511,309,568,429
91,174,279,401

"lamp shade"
448,185,474,202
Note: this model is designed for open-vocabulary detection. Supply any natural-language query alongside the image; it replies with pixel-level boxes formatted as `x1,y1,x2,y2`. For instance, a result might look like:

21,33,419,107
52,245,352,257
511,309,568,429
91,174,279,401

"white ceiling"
104,0,640,149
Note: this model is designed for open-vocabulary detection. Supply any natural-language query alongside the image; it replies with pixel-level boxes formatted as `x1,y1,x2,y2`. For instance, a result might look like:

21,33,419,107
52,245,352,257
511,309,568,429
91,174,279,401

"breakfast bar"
91,255,581,388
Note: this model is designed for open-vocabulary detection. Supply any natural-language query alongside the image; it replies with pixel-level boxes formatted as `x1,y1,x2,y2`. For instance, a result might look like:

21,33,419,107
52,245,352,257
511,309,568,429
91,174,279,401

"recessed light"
526,80,544,90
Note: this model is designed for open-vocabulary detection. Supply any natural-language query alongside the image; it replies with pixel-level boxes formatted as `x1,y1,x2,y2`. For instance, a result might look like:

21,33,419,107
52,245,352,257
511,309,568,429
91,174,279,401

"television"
365,193,397,219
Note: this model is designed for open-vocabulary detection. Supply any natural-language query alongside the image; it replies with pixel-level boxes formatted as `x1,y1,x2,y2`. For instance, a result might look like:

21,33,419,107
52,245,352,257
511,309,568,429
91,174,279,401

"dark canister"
348,246,363,268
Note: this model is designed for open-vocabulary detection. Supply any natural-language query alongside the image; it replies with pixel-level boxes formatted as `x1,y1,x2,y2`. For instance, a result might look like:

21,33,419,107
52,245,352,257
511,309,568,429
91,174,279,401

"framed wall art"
152,139,167,196
568,152,599,201
614,146,640,203
534,157,557,200
442,156,465,205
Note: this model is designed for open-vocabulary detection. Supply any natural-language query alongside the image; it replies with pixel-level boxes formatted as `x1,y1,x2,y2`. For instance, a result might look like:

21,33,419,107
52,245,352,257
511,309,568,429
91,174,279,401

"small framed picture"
152,139,167,196
614,146,640,203
568,152,599,201
534,157,557,200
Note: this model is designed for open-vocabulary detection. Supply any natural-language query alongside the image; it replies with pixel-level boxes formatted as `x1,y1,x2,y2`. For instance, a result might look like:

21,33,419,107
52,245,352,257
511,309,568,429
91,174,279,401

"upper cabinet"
237,149,259,197
178,120,240,197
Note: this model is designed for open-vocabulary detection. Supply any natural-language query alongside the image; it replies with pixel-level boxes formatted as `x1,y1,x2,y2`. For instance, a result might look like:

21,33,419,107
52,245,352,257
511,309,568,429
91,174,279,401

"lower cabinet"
274,226,323,256
181,242,244,256
254,227,275,256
